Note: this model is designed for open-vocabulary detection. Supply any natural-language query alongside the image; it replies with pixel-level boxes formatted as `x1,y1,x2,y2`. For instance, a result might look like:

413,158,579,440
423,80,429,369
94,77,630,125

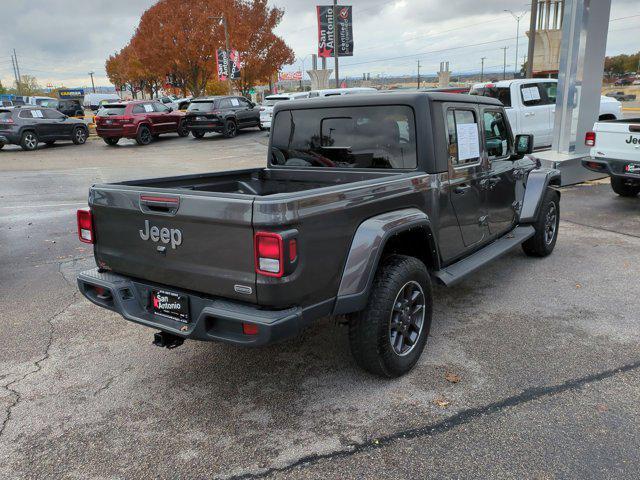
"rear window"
36,99,58,108
97,105,126,116
470,86,511,107
0,111,12,120
187,101,216,112
270,105,417,169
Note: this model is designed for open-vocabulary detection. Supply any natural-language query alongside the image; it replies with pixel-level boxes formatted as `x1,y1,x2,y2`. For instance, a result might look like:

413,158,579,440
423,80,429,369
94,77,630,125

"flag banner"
278,71,303,81
216,49,242,80
317,5,353,58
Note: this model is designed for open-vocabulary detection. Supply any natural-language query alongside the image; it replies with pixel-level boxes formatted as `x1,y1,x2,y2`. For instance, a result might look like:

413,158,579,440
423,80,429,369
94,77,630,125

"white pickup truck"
471,79,622,148
582,118,640,197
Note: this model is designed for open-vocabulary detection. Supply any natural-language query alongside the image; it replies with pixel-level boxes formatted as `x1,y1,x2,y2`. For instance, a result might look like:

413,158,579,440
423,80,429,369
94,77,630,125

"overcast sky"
0,0,638,90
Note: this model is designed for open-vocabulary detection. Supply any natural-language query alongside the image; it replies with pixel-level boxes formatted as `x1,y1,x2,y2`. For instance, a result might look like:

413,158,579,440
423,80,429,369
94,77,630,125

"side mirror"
512,134,533,159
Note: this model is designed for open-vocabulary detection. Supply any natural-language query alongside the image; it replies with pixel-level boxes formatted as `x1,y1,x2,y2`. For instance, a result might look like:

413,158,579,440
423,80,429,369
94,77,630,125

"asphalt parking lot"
1,131,639,479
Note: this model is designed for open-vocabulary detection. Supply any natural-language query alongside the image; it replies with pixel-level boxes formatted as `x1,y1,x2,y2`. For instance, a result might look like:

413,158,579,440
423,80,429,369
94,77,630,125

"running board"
432,226,535,287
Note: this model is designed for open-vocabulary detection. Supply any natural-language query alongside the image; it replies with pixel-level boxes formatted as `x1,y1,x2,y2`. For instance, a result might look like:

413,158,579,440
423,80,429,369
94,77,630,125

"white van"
84,93,121,111
307,87,377,98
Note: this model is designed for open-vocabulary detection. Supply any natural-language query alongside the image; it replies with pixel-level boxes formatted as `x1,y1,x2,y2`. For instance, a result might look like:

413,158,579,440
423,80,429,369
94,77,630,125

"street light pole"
88,71,96,93
210,15,232,94
505,9,527,77
501,46,509,80
480,57,486,82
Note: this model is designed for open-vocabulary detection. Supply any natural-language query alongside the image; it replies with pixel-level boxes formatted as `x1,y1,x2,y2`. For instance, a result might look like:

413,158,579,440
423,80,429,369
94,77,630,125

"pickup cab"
583,118,640,197
471,79,622,148
77,93,561,377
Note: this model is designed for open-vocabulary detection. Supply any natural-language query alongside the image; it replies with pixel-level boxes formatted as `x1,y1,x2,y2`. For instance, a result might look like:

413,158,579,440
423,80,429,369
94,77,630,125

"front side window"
132,104,146,114
219,98,233,109
153,102,170,113
446,109,480,166
470,85,511,107
482,110,510,159
43,109,65,119
538,82,557,105
271,105,417,169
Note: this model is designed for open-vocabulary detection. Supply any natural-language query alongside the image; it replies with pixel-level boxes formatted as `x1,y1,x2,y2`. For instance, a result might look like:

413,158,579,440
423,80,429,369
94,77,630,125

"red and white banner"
278,71,303,81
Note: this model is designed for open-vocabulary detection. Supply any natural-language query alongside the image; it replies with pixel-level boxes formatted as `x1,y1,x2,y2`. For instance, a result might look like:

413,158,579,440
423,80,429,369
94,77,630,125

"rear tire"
611,177,640,197
20,131,38,151
522,188,560,257
136,125,152,145
72,127,87,145
104,137,120,146
348,255,432,378
177,121,189,137
192,131,205,139
223,119,238,138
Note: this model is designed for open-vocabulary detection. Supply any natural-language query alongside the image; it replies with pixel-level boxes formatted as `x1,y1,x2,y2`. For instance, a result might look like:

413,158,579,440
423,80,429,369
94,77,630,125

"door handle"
454,184,471,194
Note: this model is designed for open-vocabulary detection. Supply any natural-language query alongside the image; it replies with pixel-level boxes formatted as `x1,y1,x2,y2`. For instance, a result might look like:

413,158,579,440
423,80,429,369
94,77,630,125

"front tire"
104,137,120,146
192,130,205,139
20,131,39,151
136,125,152,146
72,127,87,145
348,255,432,378
522,188,560,257
611,177,640,197
223,119,238,138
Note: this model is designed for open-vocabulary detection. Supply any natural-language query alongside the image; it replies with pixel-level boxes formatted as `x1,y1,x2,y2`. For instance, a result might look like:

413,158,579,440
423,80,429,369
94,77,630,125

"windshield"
270,105,417,169
470,86,511,107
97,105,126,116
187,101,216,112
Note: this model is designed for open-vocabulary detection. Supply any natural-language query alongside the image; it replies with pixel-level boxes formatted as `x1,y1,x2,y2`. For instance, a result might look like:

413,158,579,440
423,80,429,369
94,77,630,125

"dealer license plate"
625,163,640,174
151,289,189,323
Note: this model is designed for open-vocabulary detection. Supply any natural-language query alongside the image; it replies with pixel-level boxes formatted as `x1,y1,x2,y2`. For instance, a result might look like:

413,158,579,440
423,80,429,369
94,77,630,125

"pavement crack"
93,376,116,397
226,359,640,479
0,293,77,439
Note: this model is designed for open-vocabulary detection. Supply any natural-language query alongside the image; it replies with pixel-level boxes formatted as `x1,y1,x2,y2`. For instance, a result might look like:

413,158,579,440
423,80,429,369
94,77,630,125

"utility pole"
480,57,486,82
526,0,538,78
13,49,22,94
88,71,96,93
209,15,233,94
505,9,526,77
10,53,19,92
417,60,421,89
333,0,340,87
501,46,509,80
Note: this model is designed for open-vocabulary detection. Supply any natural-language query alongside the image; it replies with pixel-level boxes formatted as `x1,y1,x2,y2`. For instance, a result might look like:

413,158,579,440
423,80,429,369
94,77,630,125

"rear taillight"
123,116,134,123
0,118,14,124
585,131,596,147
77,209,94,244
255,232,283,277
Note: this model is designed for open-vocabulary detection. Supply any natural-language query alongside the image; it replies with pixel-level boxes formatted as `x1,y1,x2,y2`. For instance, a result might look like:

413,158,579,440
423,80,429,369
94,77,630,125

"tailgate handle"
140,195,180,215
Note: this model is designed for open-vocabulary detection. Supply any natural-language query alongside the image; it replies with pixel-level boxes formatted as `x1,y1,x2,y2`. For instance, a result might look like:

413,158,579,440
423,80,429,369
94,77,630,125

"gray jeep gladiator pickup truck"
77,92,561,377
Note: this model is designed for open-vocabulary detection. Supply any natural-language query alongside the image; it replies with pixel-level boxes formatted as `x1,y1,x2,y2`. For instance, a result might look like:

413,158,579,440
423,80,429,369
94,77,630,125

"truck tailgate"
592,121,640,163
90,187,257,303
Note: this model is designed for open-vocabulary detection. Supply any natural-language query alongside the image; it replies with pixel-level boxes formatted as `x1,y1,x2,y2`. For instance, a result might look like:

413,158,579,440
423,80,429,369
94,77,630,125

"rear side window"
270,105,417,169
446,109,481,166
97,105,126,116
520,84,544,107
43,109,65,119
219,98,233,109
187,101,216,112
470,86,511,107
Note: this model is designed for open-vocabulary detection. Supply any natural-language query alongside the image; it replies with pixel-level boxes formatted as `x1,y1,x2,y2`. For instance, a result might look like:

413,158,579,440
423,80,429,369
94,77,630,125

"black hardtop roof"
276,91,503,112
191,96,238,102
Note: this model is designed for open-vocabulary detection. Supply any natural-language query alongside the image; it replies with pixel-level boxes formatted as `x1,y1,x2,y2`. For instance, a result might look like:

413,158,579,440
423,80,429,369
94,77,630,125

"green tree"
14,75,42,95
0,80,6,95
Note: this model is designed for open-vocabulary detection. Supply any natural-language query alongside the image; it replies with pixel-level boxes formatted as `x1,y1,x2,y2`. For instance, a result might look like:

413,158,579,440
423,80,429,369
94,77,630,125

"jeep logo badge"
140,220,182,249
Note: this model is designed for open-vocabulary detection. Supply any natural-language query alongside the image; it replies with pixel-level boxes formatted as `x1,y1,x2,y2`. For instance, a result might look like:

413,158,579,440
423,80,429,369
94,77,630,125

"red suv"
95,100,188,146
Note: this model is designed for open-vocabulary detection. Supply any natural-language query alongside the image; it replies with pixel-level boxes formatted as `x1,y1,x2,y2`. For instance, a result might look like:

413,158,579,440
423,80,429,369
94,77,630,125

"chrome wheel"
544,202,557,245
388,281,426,356
23,132,37,150
75,128,87,144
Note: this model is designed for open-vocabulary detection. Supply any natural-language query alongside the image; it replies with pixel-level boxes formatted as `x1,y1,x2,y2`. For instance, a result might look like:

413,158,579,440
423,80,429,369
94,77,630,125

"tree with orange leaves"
106,0,294,97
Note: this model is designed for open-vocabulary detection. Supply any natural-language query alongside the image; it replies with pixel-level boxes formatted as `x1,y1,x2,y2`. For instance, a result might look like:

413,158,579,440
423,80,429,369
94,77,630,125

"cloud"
0,0,638,89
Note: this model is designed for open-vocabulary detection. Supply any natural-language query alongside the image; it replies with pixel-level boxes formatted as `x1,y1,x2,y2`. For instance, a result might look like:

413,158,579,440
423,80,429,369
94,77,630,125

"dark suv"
57,99,85,117
0,106,89,151
184,96,261,138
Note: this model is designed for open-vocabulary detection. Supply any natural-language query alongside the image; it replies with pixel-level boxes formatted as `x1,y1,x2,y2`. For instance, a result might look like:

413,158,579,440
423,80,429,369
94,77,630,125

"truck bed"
118,167,396,197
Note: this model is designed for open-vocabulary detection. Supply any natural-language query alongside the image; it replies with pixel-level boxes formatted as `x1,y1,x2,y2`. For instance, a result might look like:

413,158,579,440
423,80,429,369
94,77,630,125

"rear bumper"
96,125,137,138
77,268,322,346
186,124,223,133
583,157,640,180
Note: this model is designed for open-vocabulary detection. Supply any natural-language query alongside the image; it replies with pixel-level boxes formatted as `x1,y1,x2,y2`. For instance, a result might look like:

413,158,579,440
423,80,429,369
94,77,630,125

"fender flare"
332,208,436,316
519,168,561,224
136,122,152,135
